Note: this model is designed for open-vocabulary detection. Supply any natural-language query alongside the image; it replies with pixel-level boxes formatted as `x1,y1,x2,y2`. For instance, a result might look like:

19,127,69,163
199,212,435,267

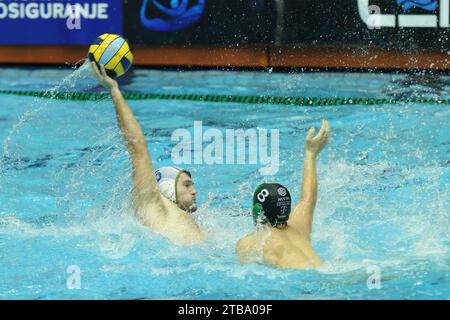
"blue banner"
124,0,275,45
140,0,205,32
0,0,123,45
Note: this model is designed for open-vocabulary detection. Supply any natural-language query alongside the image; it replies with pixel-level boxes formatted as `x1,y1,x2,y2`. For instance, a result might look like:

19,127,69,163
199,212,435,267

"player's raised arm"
91,62,165,215
289,120,330,240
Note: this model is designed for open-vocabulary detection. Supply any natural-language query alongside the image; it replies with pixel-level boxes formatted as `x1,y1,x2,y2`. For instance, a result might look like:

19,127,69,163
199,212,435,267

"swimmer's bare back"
237,120,330,269
91,62,202,246
238,226,322,269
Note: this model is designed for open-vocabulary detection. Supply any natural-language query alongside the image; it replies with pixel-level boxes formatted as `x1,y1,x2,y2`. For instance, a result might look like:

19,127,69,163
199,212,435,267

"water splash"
2,61,95,160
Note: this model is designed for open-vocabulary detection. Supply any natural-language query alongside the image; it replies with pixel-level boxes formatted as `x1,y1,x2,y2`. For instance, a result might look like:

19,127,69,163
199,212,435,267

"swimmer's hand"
305,120,330,155
90,61,118,91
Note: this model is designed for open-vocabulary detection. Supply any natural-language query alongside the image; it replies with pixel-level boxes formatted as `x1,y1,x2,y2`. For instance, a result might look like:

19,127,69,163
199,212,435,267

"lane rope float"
0,90,448,106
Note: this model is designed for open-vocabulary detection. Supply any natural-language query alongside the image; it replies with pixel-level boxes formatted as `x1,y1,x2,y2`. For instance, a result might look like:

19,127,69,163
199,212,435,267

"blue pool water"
0,65,449,299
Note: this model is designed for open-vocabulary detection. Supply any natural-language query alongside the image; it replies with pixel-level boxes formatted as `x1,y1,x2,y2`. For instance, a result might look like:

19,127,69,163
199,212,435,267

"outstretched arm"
289,120,330,240
91,62,164,214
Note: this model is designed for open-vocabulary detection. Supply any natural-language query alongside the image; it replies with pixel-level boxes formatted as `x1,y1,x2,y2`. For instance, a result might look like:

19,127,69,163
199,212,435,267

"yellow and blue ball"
88,33,133,78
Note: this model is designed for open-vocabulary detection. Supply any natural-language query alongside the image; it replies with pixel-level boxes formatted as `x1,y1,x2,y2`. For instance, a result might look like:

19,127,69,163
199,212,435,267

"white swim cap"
155,166,191,204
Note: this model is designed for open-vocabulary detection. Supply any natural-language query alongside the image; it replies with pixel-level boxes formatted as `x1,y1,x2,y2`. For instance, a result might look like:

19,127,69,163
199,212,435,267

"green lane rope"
0,89,448,106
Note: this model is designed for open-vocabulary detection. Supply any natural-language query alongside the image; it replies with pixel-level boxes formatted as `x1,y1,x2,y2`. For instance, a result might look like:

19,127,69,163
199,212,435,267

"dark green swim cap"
252,183,292,227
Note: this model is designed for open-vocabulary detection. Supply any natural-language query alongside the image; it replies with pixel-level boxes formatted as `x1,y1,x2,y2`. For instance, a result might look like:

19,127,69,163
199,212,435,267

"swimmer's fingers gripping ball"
88,33,133,78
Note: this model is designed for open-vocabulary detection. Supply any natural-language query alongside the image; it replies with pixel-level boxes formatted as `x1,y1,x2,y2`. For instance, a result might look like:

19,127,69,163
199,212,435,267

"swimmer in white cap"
91,62,202,245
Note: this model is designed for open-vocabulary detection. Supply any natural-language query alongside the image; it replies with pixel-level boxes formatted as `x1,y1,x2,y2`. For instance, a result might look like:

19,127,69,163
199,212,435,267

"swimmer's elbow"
127,138,148,155
300,194,317,207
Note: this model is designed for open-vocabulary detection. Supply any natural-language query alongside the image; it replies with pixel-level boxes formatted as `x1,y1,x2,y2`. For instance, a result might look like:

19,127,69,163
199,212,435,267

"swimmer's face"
176,172,197,213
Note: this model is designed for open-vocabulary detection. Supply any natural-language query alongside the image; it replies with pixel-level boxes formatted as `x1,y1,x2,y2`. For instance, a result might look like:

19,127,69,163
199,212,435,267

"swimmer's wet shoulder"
237,226,322,269
263,227,322,269
138,195,203,246
236,233,261,264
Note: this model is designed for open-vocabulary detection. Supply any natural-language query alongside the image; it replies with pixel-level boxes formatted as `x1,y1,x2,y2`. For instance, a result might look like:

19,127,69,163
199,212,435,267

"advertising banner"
278,0,449,49
0,0,123,45
123,0,275,45
123,0,448,50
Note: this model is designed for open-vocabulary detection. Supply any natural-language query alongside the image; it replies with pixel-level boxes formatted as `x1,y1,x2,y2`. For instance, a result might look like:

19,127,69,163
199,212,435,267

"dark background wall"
123,0,449,50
